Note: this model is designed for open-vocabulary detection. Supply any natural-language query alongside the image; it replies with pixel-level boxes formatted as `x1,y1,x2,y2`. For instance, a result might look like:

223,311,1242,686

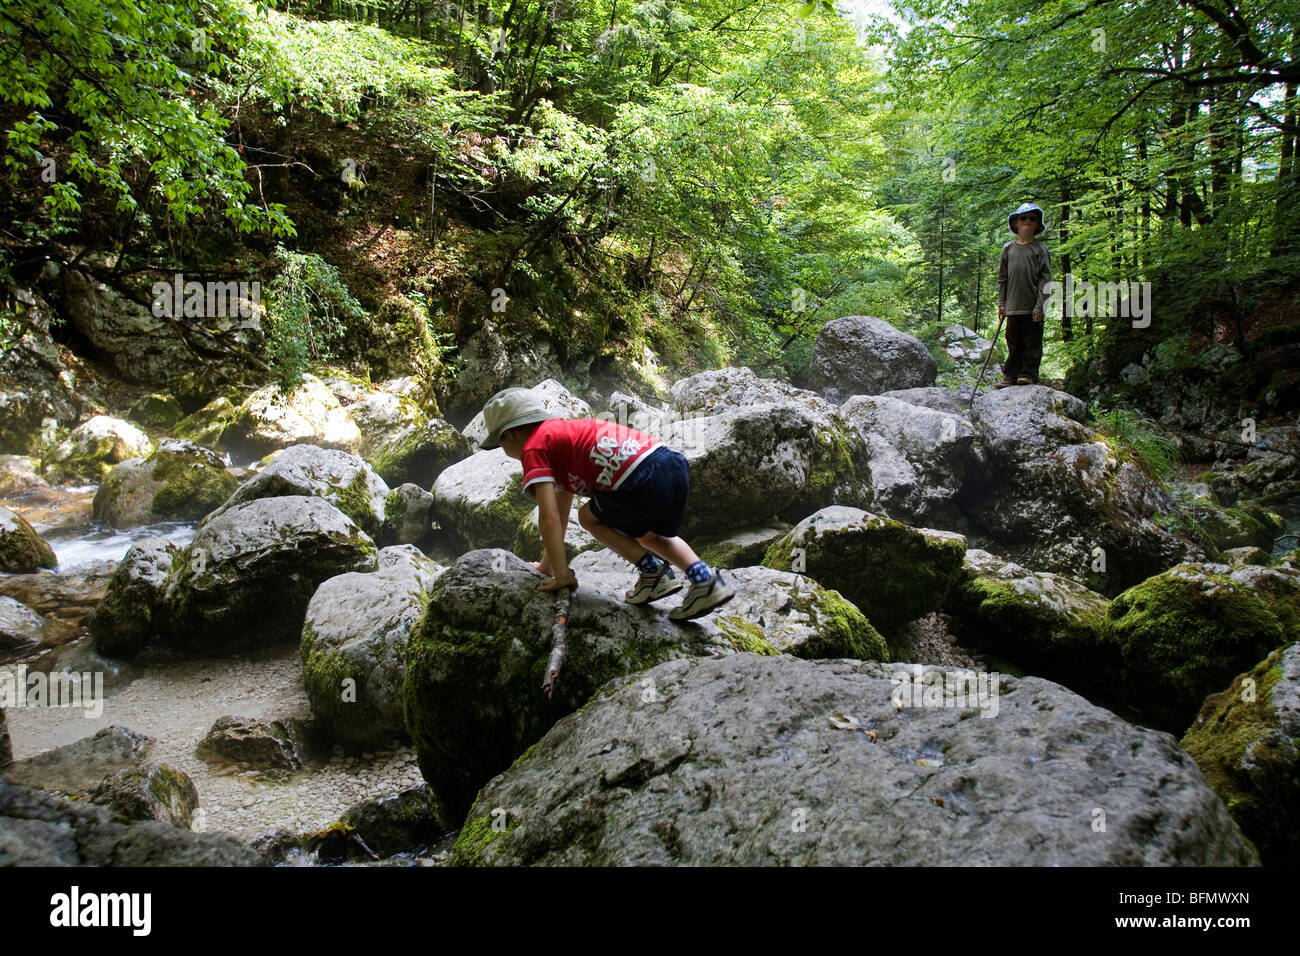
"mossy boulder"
347,389,427,459
1190,499,1278,554
660,402,872,538
368,418,471,489
691,522,792,570
302,545,443,750
126,393,185,432
963,386,1195,595
220,374,361,461
430,448,531,550
163,496,378,655
201,443,389,539
945,549,1111,689
1182,643,1300,865
88,538,178,658
1101,563,1300,731
0,505,57,573
762,506,966,635
569,549,888,662
87,762,199,829
402,549,736,826
41,415,153,483
380,483,435,546
170,395,240,448
92,439,237,529
195,715,308,780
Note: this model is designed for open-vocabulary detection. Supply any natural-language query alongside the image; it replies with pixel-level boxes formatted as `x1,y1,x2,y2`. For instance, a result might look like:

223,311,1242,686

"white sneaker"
625,563,682,605
668,570,736,621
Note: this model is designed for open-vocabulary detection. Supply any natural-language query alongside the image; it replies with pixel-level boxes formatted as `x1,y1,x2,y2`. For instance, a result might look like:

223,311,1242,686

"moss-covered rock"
87,762,199,829
220,374,361,461
1181,642,1300,866
0,504,57,573
692,522,792,570
402,549,736,826
944,549,1111,690
201,443,389,539
170,396,239,448
164,496,378,655
302,545,442,749
126,393,185,432
41,415,154,484
1101,562,1300,731
762,506,966,635
380,483,435,546
88,538,178,658
368,418,471,489
430,448,532,550
92,439,237,529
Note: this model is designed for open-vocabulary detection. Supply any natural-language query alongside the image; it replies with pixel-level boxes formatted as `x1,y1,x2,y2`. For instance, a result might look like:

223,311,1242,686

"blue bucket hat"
1007,202,1045,235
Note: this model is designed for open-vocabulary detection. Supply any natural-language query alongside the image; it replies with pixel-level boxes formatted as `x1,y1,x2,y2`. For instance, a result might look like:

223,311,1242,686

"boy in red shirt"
480,386,736,621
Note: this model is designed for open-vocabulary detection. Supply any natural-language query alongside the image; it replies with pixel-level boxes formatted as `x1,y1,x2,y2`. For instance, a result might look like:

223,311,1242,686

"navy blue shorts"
588,446,690,538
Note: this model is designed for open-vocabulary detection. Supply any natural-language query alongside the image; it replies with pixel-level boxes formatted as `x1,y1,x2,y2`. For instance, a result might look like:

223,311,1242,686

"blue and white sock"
635,552,665,574
686,560,711,584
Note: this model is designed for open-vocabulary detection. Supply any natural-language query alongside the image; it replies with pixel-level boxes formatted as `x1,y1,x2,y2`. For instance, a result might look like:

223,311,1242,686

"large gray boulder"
669,367,838,419
0,777,260,865
202,443,389,539
809,316,938,401
841,394,974,527
963,385,1194,594
0,289,85,454
92,439,237,528
302,546,443,749
451,655,1257,866
568,549,888,661
368,418,472,489
659,403,872,538
163,496,378,654
763,506,966,636
0,596,44,654
220,374,361,459
944,549,1111,689
403,549,739,826
1183,642,1300,866
88,538,178,658
346,388,427,459
57,268,196,386
430,448,528,550
0,505,57,573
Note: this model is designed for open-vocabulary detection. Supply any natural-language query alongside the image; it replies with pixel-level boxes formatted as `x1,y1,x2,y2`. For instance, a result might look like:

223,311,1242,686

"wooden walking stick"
969,311,1006,411
542,587,572,700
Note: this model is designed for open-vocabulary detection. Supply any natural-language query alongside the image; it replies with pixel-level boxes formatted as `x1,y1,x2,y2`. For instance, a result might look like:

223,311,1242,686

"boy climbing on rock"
480,387,736,621
996,202,1052,387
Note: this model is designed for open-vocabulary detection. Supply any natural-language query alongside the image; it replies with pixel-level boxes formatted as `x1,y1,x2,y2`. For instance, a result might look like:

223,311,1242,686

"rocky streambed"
2,318,1299,866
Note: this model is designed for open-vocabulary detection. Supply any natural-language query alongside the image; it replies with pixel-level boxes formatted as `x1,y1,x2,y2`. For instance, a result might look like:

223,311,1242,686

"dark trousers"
1002,312,1044,382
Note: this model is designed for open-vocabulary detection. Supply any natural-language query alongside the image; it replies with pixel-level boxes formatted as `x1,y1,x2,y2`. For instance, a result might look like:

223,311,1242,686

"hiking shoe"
625,563,682,605
668,570,736,621
1016,377,1036,385
993,380,1016,389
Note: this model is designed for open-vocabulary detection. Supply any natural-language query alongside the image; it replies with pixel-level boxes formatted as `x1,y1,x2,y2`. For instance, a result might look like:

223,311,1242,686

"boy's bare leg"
635,532,701,571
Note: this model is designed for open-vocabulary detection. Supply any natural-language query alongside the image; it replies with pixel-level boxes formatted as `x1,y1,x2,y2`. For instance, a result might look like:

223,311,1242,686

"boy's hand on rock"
539,570,578,592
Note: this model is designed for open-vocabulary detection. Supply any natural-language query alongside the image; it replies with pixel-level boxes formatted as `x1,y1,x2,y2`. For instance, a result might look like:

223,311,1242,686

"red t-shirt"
521,419,658,496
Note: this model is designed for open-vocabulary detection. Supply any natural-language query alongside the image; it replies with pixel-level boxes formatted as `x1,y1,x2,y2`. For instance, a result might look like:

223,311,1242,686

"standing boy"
996,202,1052,386
480,387,736,621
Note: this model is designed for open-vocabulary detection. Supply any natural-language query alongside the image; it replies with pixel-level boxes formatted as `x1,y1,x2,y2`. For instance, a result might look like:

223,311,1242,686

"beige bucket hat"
480,387,551,449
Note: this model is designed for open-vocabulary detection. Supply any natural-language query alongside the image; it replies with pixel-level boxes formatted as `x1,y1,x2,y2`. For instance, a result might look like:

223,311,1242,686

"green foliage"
262,247,366,390
1088,402,1181,480
0,0,294,270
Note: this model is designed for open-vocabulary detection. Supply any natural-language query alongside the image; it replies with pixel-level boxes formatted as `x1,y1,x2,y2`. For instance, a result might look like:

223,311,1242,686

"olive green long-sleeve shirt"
998,238,1051,315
